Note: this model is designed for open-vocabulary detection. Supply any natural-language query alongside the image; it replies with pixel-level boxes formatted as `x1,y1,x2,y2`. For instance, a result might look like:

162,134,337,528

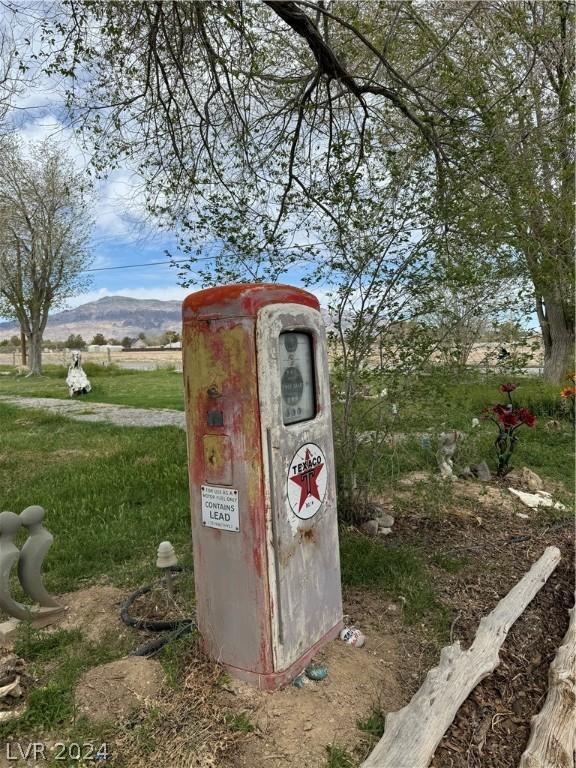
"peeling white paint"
257,303,342,671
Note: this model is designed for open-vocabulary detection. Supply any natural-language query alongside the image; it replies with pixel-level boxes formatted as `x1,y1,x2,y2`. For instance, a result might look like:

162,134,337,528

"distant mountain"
0,296,183,341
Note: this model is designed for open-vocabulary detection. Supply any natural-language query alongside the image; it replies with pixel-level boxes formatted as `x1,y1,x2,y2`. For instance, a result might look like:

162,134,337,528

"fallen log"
518,593,575,768
361,546,561,768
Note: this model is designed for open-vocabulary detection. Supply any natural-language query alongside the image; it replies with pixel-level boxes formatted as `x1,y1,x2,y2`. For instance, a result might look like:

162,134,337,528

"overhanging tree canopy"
22,0,575,381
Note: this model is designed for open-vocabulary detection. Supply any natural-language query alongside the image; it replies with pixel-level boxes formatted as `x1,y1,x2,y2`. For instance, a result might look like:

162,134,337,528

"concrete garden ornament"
0,506,64,627
437,431,465,478
66,350,91,397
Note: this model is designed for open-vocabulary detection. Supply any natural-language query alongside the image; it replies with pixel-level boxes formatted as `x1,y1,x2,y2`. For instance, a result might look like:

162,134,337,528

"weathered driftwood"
361,546,561,768
519,594,575,768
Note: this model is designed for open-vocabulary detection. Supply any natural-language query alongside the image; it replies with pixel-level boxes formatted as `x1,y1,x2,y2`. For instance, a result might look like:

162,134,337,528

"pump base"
220,620,344,691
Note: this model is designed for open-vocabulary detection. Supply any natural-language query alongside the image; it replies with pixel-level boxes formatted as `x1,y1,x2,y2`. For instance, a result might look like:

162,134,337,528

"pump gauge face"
279,332,316,424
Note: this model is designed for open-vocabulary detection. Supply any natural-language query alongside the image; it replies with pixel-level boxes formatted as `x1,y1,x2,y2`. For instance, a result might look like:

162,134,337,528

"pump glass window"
279,332,316,424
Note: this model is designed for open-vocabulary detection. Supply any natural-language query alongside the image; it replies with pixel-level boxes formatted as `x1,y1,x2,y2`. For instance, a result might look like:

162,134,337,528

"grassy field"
0,404,191,593
0,368,572,760
333,372,574,498
0,364,185,410
0,400,446,751
0,368,572,588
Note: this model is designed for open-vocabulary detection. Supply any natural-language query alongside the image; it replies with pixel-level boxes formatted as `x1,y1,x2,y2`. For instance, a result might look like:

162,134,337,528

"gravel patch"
0,395,186,430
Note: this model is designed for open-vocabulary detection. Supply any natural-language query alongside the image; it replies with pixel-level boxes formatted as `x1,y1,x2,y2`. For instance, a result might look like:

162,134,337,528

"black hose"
120,567,196,656
131,623,194,657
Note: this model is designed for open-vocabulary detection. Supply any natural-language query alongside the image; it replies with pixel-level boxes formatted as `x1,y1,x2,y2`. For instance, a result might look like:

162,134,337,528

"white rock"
509,487,566,511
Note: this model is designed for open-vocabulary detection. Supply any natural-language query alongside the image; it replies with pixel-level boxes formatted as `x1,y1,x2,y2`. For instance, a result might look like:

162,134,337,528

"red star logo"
290,448,324,512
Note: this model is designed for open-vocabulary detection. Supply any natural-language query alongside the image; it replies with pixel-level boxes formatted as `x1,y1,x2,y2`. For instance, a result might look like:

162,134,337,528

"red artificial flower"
498,410,519,428
491,403,508,415
517,408,536,427
560,386,576,398
499,383,517,393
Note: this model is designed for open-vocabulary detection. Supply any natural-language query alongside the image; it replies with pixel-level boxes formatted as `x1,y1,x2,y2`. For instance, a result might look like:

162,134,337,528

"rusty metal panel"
182,315,273,674
203,435,233,485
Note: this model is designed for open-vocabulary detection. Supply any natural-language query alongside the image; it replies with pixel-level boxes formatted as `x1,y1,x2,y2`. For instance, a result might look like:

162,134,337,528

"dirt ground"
227,477,574,768
226,628,403,768
57,584,132,645
75,656,165,724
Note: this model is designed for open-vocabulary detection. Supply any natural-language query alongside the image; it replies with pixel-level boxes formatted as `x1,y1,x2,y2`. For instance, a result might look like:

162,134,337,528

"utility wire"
83,242,321,273
84,257,214,273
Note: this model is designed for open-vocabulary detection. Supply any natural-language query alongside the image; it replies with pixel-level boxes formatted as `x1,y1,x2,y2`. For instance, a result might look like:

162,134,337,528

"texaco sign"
287,442,327,519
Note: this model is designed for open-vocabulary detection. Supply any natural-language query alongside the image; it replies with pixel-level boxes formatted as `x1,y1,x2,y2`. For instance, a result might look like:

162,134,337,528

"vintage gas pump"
182,284,342,690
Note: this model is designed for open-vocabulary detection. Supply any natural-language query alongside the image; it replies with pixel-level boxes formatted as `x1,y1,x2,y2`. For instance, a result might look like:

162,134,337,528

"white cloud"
92,170,153,241
14,114,162,246
16,114,89,167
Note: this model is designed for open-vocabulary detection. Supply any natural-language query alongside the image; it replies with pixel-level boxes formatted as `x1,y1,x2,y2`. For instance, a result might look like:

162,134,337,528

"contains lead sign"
201,486,240,531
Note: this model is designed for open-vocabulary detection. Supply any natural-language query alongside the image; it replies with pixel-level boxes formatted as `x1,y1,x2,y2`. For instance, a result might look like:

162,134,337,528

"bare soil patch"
75,656,164,724
228,630,404,768
58,584,131,645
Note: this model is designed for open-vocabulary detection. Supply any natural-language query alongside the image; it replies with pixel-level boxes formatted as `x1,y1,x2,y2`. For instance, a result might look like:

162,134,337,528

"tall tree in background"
0,140,92,374
0,18,18,128
432,1,574,382
24,1,574,381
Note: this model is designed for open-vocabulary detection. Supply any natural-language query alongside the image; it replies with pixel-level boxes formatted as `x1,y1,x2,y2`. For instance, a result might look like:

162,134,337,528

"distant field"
0,348,182,370
0,364,185,410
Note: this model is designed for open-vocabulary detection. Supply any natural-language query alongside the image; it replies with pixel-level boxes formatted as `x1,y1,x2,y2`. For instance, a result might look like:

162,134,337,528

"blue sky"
0,6,196,312
2,9,330,318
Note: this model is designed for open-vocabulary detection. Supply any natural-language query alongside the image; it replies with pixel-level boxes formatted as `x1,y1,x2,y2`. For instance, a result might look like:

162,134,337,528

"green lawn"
333,372,575,498
0,403,191,592
0,363,185,410
0,401,443,615
0,399,445,749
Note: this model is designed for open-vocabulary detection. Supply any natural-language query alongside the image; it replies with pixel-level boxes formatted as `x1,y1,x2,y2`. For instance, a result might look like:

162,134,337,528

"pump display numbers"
279,332,316,424
287,442,327,519
201,485,240,532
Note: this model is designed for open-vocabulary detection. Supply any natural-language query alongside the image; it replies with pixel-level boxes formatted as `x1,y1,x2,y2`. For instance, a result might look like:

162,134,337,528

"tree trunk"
537,295,574,385
542,321,574,386
19,329,26,367
26,331,43,375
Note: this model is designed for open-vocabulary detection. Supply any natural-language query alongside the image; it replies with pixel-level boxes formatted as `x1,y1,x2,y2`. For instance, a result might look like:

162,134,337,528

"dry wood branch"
361,546,561,768
519,593,575,768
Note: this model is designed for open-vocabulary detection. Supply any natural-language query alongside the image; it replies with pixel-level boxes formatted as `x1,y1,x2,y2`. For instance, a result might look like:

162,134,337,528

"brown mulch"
386,494,574,768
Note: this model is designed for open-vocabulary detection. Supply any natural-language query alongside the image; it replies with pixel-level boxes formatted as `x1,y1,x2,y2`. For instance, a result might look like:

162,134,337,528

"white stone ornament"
66,351,91,397
156,541,178,568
